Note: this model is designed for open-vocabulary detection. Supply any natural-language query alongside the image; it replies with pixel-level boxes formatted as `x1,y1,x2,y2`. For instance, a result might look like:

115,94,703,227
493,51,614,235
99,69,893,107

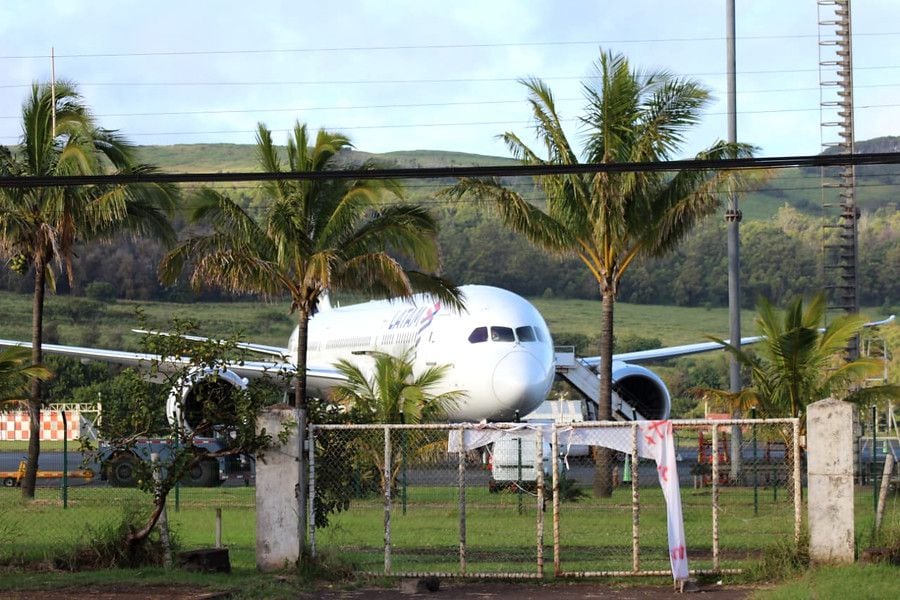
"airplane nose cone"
492,351,549,411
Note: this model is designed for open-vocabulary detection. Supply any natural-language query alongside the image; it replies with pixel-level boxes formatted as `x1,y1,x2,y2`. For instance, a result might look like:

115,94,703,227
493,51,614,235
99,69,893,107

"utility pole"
726,0,744,481
50,47,56,135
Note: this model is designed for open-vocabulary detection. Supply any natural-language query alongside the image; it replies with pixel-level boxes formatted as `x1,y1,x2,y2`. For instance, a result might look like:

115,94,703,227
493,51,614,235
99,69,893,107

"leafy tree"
698,294,900,425
0,81,177,498
71,369,168,439
160,120,462,551
83,322,279,554
444,51,755,496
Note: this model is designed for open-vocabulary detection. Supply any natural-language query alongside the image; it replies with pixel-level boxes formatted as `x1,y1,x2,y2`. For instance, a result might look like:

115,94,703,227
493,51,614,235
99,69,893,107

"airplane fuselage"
290,285,556,422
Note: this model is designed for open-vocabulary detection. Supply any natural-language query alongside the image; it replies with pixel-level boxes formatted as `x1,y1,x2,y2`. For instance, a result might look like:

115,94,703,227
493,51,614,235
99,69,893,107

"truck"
100,437,252,487
487,435,554,493
485,400,583,492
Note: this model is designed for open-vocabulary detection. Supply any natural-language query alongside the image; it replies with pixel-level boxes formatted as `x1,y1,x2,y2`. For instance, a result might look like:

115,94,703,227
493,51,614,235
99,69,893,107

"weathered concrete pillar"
807,398,855,564
256,404,301,571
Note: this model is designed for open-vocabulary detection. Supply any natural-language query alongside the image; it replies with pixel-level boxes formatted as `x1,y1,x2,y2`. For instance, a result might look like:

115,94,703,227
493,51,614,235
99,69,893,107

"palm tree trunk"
22,255,46,499
295,309,310,559
593,289,615,498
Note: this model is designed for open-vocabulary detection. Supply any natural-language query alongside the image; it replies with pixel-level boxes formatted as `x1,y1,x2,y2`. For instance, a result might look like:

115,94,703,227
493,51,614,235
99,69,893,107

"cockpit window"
468,327,488,344
490,326,515,342
534,327,547,342
515,326,536,342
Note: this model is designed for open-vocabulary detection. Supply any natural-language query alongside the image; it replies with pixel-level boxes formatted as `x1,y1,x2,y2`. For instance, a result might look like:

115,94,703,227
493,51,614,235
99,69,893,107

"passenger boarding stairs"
554,346,649,421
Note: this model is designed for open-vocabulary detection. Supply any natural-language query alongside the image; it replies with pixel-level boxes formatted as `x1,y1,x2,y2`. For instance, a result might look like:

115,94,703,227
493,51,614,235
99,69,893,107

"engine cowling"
166,367,249,434
610,361,671,421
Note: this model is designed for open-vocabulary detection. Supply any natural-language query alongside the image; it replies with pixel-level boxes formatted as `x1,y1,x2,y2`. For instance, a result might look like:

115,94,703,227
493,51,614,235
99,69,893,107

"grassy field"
0,482,896,598
2,482,895,575
0,290,768,352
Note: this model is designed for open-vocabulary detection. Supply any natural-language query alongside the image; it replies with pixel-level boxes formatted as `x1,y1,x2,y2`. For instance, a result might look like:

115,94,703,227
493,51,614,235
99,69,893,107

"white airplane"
1,285,893,430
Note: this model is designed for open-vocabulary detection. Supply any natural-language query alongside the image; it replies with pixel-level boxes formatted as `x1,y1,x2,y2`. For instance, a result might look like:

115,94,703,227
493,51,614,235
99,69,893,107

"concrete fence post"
807,398,855,564
256,404,302,571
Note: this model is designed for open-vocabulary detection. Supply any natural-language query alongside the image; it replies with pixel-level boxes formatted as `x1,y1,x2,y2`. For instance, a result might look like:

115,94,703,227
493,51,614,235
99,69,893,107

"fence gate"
308,419,801,579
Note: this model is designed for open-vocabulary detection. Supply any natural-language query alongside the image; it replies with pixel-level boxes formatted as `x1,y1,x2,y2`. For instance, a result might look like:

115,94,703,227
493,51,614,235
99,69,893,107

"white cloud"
1,1,898,156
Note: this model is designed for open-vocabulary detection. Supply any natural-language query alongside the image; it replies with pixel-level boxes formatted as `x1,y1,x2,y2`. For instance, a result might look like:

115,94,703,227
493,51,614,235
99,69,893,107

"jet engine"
166,367,249,434
610,362,671,421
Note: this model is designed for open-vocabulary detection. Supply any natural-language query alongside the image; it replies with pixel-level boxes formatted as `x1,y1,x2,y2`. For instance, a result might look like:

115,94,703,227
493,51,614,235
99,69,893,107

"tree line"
1,202,895,312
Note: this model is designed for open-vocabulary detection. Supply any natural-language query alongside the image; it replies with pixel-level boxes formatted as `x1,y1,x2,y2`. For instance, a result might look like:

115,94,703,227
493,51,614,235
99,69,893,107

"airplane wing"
593,314,895,366
597,335,766,366
0,338,346,391
131,329,290,360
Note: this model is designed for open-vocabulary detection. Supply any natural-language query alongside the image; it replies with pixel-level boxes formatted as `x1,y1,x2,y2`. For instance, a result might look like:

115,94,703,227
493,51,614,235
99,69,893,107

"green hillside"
134,144,517,173
135,139,900,221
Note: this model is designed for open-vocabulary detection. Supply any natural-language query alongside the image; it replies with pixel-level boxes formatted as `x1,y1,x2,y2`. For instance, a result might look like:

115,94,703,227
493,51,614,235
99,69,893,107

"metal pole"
872,406,878,519
383,425,392,574
875,454,895,530
792,419,802,546
215,508,222,549
552,426,560,576
516,410,523,515
535,431,544,577
752,408,758,516
458,425,467,575
712,423,720,571
726,0,744,485
631,423,640,573
50,47,56,136
400,411,407,515
308,424,317,558
61,410,68,509
172,412,180,512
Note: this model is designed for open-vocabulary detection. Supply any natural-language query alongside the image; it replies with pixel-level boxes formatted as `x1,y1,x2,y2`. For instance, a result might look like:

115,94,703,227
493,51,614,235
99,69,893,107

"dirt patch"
0,580,763,599
300,580,761,599
0,585,225,600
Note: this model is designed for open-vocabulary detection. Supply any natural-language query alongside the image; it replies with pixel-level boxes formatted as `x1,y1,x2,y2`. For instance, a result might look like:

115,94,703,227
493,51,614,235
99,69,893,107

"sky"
2,0,900,161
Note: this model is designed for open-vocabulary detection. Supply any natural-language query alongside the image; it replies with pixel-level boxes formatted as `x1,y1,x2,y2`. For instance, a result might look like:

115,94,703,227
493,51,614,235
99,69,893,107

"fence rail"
308,419,802,578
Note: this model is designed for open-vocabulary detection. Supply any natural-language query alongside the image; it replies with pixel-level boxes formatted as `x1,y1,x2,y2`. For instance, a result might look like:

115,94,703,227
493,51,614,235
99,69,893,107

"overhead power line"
3,151,900,189
4,64,900,91
1,31,897,60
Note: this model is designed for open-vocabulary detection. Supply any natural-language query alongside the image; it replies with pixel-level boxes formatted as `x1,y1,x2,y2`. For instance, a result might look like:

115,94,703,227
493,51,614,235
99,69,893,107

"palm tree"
699,294,899,424
0,81,177,498
332,348,464,424
331,349,464,494
160,120,461,551
0,347,51,408
444,51,755,496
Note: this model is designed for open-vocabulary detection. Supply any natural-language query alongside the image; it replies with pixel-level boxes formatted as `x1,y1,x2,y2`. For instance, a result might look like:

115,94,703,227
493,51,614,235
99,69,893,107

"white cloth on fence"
448,421,689,583
447,423,539,453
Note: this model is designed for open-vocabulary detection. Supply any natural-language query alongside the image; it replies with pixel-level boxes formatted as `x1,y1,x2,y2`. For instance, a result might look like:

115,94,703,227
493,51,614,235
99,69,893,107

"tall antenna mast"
818,0,859,359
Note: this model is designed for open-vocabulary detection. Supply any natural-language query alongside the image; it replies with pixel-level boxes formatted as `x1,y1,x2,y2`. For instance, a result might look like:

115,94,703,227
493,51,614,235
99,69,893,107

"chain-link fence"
0,408,256,567
309,419,803,578
309,423,547,577
5,415,895,577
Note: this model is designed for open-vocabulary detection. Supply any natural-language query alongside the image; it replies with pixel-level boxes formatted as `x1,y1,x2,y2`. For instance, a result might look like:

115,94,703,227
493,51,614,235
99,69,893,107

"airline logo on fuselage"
387,301,442,334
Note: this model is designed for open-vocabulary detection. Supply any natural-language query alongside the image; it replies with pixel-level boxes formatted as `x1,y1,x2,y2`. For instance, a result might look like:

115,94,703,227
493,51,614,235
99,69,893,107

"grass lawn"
0,289,839,350
0,483,896,598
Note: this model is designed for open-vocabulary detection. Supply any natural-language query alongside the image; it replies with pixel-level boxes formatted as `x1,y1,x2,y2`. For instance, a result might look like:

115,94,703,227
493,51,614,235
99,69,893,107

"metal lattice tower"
818,0,860,359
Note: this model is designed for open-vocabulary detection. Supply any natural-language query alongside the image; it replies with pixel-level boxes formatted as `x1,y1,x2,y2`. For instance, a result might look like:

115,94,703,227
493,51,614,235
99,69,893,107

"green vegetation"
0,80,177,499
0,289,778,351
698,294,900,421
445,51,758,499
2,147,897,310
1,484,895,580
0,346,51,407
751,564,898,600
